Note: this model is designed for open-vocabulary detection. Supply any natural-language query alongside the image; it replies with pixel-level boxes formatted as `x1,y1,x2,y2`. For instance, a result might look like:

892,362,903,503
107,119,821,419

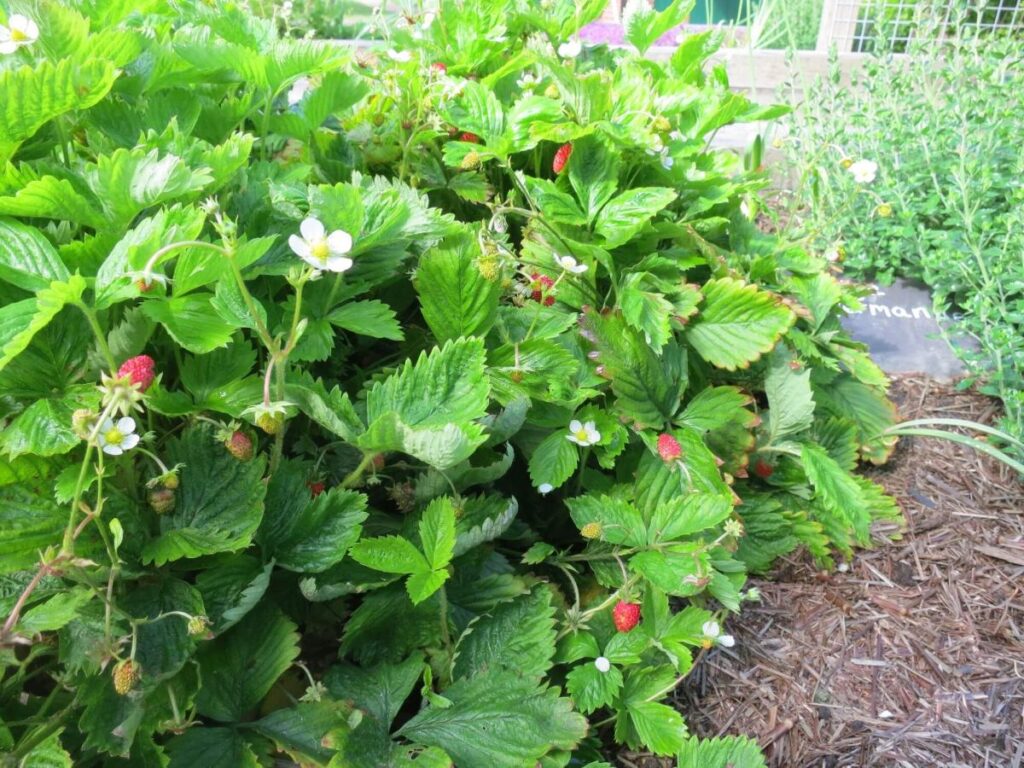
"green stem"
341,452,377,489
438,585,452,665
78,305,117,373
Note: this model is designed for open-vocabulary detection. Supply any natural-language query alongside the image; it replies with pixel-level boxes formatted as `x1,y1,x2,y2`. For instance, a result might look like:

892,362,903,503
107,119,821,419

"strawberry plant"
0,1,900,765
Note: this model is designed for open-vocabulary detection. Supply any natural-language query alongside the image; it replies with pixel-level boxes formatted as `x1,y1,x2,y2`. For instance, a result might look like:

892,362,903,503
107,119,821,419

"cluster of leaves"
0,0,900,765
784,3,1024,450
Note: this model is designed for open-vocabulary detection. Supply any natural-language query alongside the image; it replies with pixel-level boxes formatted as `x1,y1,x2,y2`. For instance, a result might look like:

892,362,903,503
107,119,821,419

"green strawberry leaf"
451,587,557,680
195,602,300,722
141,425,267,566
416,240,501,342
259,462,368,573
396,669,587,767
685,278,795,371
166,727,259,768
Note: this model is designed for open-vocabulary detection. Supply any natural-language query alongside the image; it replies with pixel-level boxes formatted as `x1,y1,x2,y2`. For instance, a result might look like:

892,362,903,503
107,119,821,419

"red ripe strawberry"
308,480,326,498
460,132,481,144
613,601,641,633
431,61,447,74
552,142,572,174
117,355,156,392
657,433,682,462
225,430,253,461
753,459,773,478
529,273,555,306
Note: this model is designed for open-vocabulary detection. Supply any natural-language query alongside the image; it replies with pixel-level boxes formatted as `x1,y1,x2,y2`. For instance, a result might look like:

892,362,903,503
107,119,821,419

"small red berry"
136,279,153,293
657,433,682,462
431,61,447,74
225,431,253,461
529,273,556,306
460,132,481,144
753,459,773,478
613,601,641,633
117,355,156,392
552,142,572,174
308,481,326,498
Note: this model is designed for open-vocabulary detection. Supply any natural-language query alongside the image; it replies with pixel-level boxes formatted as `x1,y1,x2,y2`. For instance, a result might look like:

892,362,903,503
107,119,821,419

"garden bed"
660,375,1024,767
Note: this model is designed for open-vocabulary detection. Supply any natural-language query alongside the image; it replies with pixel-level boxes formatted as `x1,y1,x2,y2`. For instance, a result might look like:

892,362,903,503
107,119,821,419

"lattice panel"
818,0,1023,52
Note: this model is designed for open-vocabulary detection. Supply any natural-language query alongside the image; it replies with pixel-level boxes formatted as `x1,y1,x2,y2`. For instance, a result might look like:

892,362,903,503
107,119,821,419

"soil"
625,374,1024,767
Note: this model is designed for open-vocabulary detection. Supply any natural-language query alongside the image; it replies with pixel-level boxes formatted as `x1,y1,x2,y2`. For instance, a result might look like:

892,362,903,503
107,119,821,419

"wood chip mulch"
669,375,1024,767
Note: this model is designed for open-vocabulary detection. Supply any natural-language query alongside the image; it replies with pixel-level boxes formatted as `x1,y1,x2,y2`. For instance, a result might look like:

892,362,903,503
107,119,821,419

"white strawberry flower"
538,483,554,495
554,253,587,274
388,49,413,63
557,38,581,58
0,14,39,54
701,620,735,649
594,656,611,673
98,417,140,456
567,419,600,447
289,217,354,273
848,159,878,184
287,76,312,106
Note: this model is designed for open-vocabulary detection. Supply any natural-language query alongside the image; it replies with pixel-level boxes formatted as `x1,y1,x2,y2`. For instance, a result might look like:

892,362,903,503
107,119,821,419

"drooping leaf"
396,670,587,767
526,431,579,492
248,701,352,764
0,218,69,291
595,187,677,248
166,727,259,768
142,294,236,354
677,735,767,768
141,425,267,565
451,587,557,680
416,242,500,342
329,299,404,341
0,58,118,161
259,463,367,573
686,278,795,371
195,602,300,722
764,352,815,442
0,276,86,376
195,555,274,633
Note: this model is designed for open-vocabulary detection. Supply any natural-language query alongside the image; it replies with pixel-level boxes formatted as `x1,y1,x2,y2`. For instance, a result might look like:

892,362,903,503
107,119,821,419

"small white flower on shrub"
98,417,140,456
537,483,554,495
848,159,878,184
594,656,611,673
557,39,581,58
701,620,735,649
289,217,354,273
567,420,600,447
554,254,587,274
0,15,39,54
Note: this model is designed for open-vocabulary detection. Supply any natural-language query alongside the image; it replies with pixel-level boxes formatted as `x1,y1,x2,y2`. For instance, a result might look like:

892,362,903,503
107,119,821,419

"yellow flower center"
574,429,590,442
310,239,330,262
701,638,713,650
10,28,27,42
104,427,124,446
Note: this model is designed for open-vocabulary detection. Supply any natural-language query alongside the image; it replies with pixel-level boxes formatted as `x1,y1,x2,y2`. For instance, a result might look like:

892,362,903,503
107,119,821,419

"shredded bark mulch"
667,374,1024,767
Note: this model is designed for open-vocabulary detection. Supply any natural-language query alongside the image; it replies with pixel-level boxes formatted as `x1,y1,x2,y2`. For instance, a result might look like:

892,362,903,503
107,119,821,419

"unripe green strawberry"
255,411,283,435
225,430,253,460
187,615,210,637
612,601,641,633
148,487,175,515
112,660,141,695
580,522,602,540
